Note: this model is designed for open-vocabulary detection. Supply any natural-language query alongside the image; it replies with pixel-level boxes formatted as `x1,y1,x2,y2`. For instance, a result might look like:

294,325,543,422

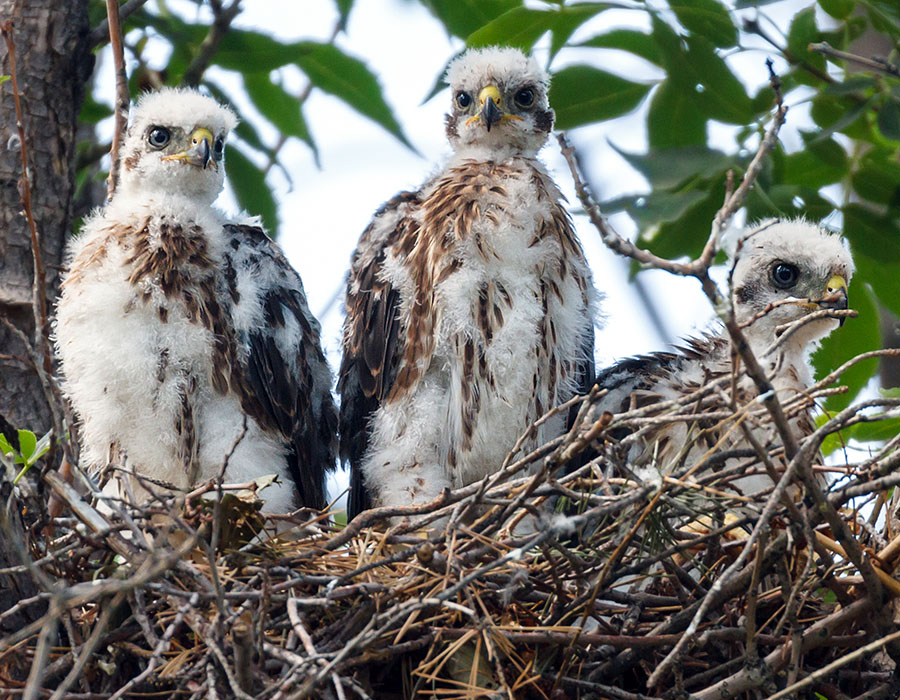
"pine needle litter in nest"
3,377,900,700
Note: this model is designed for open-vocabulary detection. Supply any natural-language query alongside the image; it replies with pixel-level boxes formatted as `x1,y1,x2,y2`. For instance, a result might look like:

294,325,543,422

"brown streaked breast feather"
64,219,143,289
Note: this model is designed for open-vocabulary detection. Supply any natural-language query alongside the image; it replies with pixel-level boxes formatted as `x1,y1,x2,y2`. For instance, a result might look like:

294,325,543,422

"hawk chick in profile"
585,219,853,496
56,88,337,512
339,47,599,519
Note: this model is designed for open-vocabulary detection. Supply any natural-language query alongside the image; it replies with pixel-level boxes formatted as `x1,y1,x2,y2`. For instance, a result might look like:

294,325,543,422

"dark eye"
147,126,171,149
514,88,535,108
455,91,472,109
213,136,225,158
771,263,800,289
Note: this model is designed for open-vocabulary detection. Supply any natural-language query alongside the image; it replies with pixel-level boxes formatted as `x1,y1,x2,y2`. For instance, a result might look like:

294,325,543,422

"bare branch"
809,41,900,77
181,1,243,88
88,0,151,48
105,0,130,200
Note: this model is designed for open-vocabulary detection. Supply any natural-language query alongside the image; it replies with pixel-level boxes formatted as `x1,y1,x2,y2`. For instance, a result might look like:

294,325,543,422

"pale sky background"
96,0,825,503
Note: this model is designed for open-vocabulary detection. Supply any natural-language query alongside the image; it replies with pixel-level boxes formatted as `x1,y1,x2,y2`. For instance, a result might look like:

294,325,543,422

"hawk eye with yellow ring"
771,262,800,289
514,87,535,109
213,135,225,159
456,91,472,109
148,126,171,149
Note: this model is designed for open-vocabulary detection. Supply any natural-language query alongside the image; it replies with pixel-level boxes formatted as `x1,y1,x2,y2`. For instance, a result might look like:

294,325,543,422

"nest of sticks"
2,356,900,700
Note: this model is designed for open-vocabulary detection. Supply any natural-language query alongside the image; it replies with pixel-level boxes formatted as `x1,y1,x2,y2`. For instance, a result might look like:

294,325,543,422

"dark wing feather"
567,322,596,430
224,224,338,510
575,336,726,451
337,192,419,520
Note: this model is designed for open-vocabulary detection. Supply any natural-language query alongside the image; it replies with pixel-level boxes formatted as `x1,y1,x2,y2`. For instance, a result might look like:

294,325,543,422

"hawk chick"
586,219,852,496
339,47,599,518
56,88,337,512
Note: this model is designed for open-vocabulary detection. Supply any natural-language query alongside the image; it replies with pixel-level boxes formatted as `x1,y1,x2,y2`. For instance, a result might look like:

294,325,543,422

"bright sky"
100,0,819,502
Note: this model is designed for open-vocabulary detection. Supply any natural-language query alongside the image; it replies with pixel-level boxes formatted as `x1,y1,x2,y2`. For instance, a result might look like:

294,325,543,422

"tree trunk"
0,0,91,640
0,0,91,433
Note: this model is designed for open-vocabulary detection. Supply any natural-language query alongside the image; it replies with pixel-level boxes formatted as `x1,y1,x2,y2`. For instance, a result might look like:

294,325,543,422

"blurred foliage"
82,0,900,441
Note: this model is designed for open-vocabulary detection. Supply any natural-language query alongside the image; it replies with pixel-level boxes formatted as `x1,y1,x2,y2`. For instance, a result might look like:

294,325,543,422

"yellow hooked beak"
162,127,217,170
464,85,523,131
819,274,849,325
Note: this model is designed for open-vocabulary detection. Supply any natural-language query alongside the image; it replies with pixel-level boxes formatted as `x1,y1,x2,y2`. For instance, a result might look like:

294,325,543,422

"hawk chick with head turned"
339,47,599,519
56,88,337,513
585,219,853,496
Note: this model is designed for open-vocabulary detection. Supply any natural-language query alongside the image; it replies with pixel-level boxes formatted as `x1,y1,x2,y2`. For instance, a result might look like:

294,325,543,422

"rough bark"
0,0,92,433
0,0,91,637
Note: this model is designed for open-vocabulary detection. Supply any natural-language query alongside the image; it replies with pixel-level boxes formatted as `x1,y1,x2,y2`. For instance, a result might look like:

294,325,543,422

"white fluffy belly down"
363,247,588,508
56,226,296,513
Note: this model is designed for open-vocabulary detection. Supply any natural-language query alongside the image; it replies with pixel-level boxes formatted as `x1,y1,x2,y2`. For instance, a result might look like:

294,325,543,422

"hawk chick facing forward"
339,47,599,519
56,88,337,512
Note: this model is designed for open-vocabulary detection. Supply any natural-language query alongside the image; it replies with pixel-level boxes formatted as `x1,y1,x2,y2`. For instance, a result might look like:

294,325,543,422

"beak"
162,127,217,170
819,274,849,325
478,85,504,132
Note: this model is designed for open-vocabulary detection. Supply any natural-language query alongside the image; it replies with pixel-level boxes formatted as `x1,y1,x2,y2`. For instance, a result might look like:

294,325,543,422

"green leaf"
17,430,36,463
638,180,726,259
650,17,751,129
465,4,609,56
782,134,848,188
212,29,308,72
611,144,732,189
734,0,781,7
333,0,354,27
786,6,826,83
814,282,880,412
23,431,51,468
549,65,651,130
604,190,706,231
294,42,414,150
745,184,836,222
809,94,875,142
684,35,753,124
576,29,662,65
424,0,520,39
861,0,900,38
0,433,12,456
226,146,278,238
857,254,900,319
877,98,900,141
243,73,318,161
548,4,611,58
466,7,554,51
647,79,706,148
843,203,900,262
820,0,855,18
823,76,878,96
850,416,900,443
842,205,900,319
851,152,900,207
670,0,737,48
